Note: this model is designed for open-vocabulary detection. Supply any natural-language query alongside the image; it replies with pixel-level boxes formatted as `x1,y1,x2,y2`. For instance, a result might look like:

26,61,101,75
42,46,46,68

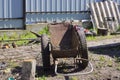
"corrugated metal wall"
0,0,120,29
26,0,99,12
26,0,103,24
0,0,25,29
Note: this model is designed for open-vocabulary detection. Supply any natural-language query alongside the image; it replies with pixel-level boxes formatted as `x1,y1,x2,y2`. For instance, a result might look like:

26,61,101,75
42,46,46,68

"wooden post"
21,59,36,80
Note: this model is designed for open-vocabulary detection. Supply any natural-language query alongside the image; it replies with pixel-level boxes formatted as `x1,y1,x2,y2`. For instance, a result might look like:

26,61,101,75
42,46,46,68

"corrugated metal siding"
26,0,103,12
0,20,23,29
89,1,120,33
26,0,103,23
0,0,120,29
0,0,24,29
26,13,90,24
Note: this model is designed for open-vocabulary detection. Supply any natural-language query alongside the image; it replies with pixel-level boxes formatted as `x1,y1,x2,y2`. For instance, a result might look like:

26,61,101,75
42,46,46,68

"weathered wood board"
89,1,120,33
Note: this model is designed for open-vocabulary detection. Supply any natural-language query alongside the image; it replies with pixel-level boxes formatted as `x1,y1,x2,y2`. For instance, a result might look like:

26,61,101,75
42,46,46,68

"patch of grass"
8,61,19,68
107,60,113,67
36,76,46,80
1,33,10,40
19,32,36,39
70,77,78,80
86,35,115,41
95,56,107,68
116,66,120,71
9,32,19,40
114,56,120,63
99,56,106,62
86,36,96,41
0,31,37,46
38,26,49,35
16,32,37,46
96,62,104,68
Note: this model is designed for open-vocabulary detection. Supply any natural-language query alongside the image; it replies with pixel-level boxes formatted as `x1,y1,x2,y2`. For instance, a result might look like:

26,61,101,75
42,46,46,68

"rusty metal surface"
49,23,72,50
48,23,80,58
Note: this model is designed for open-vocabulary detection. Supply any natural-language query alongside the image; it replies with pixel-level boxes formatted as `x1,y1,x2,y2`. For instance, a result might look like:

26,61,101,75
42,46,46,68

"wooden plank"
89,3,99,28
89,1,120,33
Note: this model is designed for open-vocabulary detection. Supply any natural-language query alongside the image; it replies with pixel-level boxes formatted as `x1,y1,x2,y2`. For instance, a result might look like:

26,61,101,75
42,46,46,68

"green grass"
0,26,50,46
38,26,49,35
99,56,106,62
117,25,120,32
0,32,37,46
114,56,120,63
86,36,96,41
36,76,46,80
70,77,78,80
86,35,117,41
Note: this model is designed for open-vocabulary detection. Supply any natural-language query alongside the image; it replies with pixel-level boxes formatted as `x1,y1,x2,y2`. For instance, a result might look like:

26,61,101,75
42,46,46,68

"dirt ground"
0,35,120,80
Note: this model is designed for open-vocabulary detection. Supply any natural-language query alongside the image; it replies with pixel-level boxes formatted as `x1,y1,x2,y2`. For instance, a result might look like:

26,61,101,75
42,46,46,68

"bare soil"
0,35,120,80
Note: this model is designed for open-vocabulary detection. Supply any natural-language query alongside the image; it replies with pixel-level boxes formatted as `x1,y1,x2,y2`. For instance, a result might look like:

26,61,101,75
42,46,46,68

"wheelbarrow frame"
41,23,89,73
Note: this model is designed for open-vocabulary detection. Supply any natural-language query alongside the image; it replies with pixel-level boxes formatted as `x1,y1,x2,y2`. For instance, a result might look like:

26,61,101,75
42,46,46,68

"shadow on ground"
88,42,120,57
36,65,55,77
36,64,84,77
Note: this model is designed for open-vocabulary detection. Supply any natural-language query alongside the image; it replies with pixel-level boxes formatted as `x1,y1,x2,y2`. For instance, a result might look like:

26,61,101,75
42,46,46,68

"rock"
21,59,36,80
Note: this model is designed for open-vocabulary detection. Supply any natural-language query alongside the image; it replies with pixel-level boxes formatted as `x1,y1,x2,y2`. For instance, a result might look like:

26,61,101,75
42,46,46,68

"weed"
86,35,115,41
9,32,19,40
116,66,120,71
0,31,37,46
19,32,36,39
114,56,120,63
70,77,78,80
16,32,37,46
8,61,19,68
36,76,46,80
107,60,113,67
96,62,103,68
2,33,9,40
99,56,106,62
38,26,49,35
86,36,96,41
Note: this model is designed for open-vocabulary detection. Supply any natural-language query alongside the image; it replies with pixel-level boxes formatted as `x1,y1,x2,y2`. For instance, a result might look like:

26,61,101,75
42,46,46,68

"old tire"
77,30,88,69
41,34,50,71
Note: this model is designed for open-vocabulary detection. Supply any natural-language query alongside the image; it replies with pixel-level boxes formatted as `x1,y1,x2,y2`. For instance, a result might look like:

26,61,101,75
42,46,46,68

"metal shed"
0,0,120,29
25,0,102,24
0,0,25,29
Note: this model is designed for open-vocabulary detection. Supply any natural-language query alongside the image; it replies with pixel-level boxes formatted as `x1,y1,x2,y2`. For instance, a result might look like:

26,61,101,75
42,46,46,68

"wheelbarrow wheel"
41,34,50,71
77,30,88,69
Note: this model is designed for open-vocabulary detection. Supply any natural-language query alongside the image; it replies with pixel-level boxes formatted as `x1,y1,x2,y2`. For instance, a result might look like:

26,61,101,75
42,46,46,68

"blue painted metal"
0,20,23,29
26,13,90,24
0,0,120,28
0,0,23,18
26,0,97,23
0,0,24,29
26,0,101,12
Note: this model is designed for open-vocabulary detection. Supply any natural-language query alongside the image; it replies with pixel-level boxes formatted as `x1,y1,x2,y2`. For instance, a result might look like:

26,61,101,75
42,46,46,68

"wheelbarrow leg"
41,34,51,71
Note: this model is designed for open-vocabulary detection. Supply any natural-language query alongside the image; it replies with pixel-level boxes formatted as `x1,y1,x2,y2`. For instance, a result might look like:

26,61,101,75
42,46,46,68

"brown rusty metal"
48,23,80,58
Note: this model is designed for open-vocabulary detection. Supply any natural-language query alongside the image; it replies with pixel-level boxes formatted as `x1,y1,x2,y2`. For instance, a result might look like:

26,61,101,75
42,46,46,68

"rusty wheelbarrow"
41,22,93,76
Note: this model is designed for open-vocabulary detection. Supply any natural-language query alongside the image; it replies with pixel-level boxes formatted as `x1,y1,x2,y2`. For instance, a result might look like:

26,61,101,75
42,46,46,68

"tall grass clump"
38,26,49,35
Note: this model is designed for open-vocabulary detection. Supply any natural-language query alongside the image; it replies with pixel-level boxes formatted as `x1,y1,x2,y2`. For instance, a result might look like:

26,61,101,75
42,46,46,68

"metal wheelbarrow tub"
41,23,93,75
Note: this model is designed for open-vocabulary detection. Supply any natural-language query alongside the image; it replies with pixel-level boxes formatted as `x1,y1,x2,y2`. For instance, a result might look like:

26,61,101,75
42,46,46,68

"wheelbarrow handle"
54,60,93,76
